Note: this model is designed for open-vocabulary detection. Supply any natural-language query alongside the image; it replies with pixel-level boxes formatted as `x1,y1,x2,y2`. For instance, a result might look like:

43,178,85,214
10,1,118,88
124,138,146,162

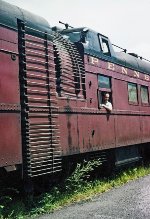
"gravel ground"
36,175,150,219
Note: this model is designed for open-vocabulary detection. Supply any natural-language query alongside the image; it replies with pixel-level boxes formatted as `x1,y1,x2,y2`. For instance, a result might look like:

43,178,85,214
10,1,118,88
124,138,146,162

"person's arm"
100,102,112,112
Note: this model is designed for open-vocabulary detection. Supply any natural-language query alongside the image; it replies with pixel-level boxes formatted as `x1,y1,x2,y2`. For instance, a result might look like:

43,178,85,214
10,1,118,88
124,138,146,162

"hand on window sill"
100,104,104,109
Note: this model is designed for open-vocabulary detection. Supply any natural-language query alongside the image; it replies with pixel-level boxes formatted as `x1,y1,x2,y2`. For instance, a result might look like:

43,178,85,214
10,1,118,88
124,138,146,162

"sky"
3,0,150,60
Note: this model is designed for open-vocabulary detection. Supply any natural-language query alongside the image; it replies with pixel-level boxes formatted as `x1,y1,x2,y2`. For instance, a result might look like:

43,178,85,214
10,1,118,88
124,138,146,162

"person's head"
104,93,110,102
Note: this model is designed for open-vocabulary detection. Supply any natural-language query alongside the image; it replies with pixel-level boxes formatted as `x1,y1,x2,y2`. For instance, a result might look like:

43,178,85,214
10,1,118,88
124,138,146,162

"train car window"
128,82,138,104
98,75,111,89
99,36,111,56
141,86,149,104
98,75,112,106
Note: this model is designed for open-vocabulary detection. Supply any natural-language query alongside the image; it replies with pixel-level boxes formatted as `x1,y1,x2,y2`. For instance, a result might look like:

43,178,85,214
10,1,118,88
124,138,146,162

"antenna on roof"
59,21,73,29
112,43,127,53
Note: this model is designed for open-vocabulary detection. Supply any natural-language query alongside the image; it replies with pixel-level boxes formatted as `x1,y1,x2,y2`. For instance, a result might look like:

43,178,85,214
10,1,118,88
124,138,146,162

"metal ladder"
18,20,61,177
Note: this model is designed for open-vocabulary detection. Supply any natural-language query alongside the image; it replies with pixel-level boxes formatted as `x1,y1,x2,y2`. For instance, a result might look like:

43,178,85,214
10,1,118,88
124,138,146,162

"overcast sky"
3,0,150,60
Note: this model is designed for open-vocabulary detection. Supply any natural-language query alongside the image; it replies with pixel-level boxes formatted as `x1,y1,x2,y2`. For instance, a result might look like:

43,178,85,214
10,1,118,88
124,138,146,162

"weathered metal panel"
76,114,90,153
115,115,142,147
59,113,79,155
60,112,116,156
87,113,116,150
86,73,98,108
141,116,150,143
0,113,22,167
0,26,18,45
113,78,129,110
0,52,20,104
0,26,21,169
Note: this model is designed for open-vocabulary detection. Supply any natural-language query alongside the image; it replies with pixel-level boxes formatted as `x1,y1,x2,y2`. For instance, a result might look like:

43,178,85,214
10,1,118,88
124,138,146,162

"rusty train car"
0,0,150,184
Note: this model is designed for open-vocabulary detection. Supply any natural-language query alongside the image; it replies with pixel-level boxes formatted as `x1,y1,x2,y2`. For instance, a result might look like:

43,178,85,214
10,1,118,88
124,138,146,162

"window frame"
98,74,112,108
127,82,138,105
140,85,149,106
98,34,111,57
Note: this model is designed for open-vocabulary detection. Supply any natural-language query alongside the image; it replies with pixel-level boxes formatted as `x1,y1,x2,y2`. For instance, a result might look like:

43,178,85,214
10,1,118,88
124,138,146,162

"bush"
65,159,102,192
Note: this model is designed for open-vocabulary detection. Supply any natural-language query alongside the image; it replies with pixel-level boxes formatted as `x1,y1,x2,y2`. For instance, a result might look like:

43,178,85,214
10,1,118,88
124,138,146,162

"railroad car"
0,0,150,188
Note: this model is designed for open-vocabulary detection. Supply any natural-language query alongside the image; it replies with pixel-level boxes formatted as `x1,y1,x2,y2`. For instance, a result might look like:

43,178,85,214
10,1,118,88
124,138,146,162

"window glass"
98,75,111,89
128,83,138,103
98,35,111,56
102,38,111,56
141,86,149,104
102,41,109,54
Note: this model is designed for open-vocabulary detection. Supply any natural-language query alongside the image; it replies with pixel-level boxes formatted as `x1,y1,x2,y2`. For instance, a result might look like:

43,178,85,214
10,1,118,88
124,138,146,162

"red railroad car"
0,0,150,186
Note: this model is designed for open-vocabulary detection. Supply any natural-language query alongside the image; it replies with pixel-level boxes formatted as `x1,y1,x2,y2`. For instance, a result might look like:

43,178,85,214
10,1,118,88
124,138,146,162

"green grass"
0,162,150,219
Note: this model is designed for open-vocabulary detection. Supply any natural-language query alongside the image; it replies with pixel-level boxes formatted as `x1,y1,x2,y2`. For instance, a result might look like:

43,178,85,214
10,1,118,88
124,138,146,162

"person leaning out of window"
100,93,112,112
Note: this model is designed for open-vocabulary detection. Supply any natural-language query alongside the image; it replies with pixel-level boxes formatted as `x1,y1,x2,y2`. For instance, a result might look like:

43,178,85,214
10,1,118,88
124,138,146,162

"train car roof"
61,27,150,75
61,27,108,37
115,51,150,75
0,0,51,36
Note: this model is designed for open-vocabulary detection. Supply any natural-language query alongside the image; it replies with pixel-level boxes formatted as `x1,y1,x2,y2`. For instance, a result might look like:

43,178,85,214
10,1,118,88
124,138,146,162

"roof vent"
52,26,63,31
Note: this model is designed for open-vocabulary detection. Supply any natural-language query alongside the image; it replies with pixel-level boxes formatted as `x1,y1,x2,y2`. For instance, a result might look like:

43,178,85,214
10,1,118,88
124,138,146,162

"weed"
65,159,102,192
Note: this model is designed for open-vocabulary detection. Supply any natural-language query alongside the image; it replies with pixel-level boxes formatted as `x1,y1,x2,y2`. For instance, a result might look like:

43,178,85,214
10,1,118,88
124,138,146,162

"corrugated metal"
53,32,86,98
